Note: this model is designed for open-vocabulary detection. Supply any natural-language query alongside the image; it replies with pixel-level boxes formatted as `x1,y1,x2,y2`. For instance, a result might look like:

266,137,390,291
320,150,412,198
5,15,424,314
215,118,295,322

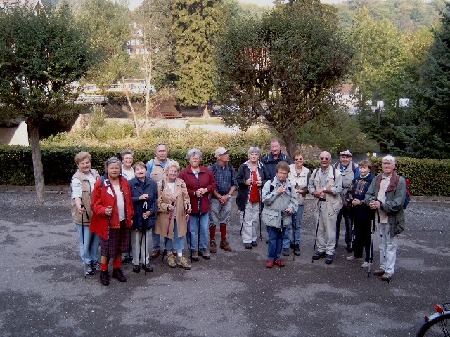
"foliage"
297,108,378,156
410,3,450,159
216,0,352,157
169,0,228,106
1,145,448,196
336,0,445,33
77,0,134,89
0,4,96,202
349,8,437,157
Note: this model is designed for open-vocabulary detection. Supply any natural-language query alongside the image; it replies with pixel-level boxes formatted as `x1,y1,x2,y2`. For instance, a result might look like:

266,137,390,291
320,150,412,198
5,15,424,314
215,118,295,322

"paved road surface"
0,187,449,337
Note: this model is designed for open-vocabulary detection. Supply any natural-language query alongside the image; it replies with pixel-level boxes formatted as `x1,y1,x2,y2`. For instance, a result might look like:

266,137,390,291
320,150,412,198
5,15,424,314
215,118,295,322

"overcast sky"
129,0,344,10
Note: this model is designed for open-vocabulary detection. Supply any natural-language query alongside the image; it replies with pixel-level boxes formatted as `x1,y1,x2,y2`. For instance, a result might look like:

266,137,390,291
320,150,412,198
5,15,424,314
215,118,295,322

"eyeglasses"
294,158,303,161
320,157,330,160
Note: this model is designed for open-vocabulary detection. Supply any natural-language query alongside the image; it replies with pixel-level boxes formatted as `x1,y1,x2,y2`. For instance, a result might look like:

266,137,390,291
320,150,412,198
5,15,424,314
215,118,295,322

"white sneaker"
346,255,355,260
361,261,370,268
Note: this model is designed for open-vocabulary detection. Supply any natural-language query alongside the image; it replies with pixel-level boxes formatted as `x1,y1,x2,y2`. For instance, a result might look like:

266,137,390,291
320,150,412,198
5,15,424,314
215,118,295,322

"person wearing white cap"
208,147,238,253
308,151,343,264
334,149,358,252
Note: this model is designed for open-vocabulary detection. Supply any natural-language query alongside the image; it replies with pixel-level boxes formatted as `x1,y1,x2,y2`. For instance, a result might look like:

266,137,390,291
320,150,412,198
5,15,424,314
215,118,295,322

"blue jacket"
129,177,158,230
261,152,292,179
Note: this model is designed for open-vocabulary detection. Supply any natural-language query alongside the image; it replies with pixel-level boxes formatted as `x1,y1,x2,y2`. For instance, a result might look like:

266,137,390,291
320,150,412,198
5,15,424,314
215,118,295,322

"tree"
170,0,228,107
412,3,450,158
0,4,95,203
134,0,174,119
216,0,352,155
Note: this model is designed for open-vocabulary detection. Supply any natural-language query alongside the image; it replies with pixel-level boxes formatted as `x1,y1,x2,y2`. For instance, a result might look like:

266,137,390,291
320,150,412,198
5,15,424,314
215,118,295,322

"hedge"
0,145,449,196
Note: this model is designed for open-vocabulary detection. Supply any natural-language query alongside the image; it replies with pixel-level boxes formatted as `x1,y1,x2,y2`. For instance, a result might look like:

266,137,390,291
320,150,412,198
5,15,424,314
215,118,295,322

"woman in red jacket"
90,157,134,286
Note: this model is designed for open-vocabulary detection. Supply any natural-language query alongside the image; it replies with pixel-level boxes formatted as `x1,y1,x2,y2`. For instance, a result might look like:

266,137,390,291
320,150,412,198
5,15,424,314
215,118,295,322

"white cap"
215,147,228,158
339,150,352,157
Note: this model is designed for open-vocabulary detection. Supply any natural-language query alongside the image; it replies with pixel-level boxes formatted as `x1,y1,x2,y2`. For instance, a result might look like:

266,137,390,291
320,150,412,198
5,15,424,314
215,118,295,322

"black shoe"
294,244,301,256
199,249,211,259
112,268,127,282
84,264,94,276
132,265,141,273
244,243,252,249
345,245,353,253
325,254,334,264
99,270,109,286
312,251,326,260
142,263,153,272
191,250,199,261
251,241,258,247
282,248,290,256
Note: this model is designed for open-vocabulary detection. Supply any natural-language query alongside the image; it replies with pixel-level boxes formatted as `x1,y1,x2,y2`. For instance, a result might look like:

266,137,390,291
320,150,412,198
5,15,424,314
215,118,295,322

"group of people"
71,139,407,286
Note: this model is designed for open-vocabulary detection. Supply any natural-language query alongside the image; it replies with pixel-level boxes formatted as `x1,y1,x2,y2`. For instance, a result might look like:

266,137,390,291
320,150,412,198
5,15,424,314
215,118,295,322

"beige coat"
155,178,191,239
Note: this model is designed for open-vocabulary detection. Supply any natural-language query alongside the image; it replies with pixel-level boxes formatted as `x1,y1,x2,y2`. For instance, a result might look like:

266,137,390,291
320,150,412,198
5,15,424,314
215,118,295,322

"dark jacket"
236,161,270,212
129,176,158,230
178,165,216,214
261,152,292,179
364,173,406,236
351,172,374,222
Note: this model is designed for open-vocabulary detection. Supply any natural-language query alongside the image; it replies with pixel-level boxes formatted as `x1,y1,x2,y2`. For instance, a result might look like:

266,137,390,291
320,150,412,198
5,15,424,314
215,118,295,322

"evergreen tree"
413,3,450,158
169,0,227,107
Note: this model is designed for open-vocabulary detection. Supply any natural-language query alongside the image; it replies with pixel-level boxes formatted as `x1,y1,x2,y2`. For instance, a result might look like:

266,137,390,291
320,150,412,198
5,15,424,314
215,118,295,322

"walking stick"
197,197,201,256
239,209,245,236
259,187,263,242
82,212,86,278
367,213,375,278
311,201,322,264
292,211,296,261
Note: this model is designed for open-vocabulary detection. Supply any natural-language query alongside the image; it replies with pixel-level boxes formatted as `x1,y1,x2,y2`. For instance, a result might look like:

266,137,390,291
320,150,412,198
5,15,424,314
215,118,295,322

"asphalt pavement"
0,186,449,337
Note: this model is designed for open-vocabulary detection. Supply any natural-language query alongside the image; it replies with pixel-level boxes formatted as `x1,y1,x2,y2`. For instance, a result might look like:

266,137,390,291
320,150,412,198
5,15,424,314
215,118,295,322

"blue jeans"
164,219,185,251
76,224,100,265
267,226,286,260
282,205,304,248
189,213,209,251
152,227,163,251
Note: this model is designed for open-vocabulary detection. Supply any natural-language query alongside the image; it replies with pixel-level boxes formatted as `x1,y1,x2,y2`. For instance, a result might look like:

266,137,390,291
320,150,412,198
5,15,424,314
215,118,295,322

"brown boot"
210,240,217,253
220,239,232,252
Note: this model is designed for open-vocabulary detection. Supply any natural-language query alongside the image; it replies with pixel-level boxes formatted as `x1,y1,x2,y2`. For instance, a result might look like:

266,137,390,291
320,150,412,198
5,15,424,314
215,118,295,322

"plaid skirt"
100,226,131,258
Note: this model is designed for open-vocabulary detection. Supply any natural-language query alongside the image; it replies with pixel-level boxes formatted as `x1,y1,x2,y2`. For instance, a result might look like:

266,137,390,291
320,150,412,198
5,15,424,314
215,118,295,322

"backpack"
375,173,411,209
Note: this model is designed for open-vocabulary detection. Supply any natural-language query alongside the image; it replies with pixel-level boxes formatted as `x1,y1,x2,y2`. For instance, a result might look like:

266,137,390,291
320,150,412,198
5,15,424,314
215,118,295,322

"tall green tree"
170,0,227,107
133,0,174,119
412,3,450,158
0,4,95,203
77,0,132,90
216,0,352,155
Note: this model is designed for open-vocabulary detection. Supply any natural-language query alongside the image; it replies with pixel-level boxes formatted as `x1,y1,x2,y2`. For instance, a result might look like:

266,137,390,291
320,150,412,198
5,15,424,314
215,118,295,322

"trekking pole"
311,201,322,264
259,187,263,241
197,197,201,257
292,211,296,261
368,213,375,278
82,212,86,278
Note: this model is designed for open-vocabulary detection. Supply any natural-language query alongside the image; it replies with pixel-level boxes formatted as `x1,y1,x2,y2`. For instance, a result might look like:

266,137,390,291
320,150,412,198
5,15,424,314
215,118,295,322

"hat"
339,150,352,157
215,147,228,158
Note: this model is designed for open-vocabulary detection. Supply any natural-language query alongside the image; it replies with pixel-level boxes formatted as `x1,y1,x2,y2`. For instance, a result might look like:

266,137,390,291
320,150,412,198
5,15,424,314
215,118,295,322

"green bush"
1,146,449,196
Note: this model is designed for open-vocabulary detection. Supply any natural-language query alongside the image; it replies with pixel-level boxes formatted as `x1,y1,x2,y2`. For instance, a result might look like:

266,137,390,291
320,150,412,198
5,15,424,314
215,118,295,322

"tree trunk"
122,77,140,138
282,127,298,158
202,105,210,118
27,122,45,204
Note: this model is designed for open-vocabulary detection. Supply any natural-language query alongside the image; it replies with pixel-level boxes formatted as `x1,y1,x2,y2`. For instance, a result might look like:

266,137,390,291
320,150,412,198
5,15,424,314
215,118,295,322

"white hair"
382,155,396,164
186,148,202,160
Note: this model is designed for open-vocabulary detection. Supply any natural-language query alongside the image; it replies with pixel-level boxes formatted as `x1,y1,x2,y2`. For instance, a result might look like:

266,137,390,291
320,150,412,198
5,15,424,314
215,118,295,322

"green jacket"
364,173,406,236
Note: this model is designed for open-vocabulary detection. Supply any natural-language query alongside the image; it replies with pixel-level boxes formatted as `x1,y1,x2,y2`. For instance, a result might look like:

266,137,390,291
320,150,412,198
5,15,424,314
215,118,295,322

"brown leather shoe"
151,250,160,259
220,240,232,252
210,240,217,254
373,268,385,276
